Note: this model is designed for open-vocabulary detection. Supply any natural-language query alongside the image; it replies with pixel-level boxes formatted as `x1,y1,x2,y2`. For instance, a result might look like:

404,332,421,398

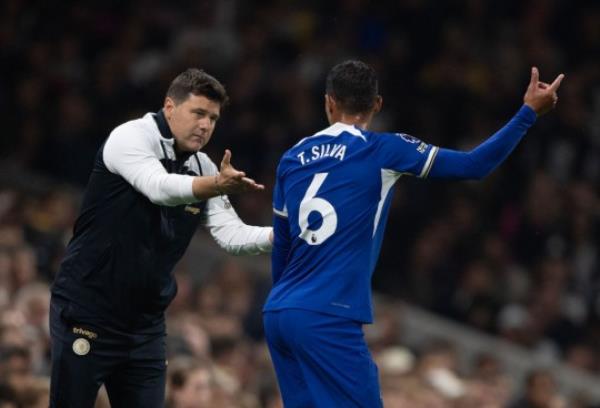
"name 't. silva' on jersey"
297,143,347,165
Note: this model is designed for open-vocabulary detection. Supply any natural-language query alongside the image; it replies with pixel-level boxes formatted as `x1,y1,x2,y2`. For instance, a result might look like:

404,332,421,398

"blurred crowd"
0,0,598,406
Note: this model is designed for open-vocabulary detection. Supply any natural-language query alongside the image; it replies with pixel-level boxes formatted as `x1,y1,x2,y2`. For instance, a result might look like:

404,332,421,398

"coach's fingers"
220,150,247,178
549,73,565,92
221,149,232,168
241,177,265,190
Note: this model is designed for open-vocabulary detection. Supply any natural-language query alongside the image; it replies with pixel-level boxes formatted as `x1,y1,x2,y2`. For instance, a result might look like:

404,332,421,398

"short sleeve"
375,132,439,178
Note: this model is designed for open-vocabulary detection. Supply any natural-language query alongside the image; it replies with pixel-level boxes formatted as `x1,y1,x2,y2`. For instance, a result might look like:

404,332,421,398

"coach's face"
164,93,221,152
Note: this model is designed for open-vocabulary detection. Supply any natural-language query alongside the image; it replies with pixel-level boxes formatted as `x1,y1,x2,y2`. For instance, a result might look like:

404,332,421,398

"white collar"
295,122,367,147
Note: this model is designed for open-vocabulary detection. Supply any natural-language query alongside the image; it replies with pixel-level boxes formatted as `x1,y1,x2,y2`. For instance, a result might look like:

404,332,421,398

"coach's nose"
197,116,211,131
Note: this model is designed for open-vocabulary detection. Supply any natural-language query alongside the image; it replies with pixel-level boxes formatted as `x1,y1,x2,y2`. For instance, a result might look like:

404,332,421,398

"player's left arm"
271,214,291,284
271,162,291,283
429,68,564,180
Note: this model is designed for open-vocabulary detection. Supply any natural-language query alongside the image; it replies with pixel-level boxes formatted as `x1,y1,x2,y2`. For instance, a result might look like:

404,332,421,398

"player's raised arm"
427,67,565,180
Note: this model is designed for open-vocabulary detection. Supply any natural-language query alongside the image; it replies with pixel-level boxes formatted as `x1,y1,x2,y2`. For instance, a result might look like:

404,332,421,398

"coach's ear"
164,96,176,120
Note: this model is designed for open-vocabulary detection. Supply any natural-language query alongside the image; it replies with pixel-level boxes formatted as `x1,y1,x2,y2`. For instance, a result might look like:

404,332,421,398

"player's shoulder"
373,130,429,150
307,122,369,143
390,132,423,144
277,123,375,172
287,123,372,153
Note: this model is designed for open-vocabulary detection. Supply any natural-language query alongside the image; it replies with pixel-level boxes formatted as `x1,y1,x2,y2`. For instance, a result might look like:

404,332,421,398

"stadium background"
0,0,598,406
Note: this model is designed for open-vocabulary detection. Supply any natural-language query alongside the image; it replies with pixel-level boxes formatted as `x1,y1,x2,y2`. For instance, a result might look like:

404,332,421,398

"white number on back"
298,173,337,245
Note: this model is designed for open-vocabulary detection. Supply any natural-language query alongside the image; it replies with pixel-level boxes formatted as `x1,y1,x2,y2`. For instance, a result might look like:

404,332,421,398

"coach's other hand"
524,67,564,116
216,149,265,194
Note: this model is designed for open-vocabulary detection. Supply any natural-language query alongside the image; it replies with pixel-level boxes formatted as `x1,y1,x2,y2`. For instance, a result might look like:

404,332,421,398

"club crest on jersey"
397,133,420,144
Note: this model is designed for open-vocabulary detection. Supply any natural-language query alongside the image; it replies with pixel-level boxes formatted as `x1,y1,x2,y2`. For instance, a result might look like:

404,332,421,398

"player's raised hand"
216,149,265,194
523,67,565,116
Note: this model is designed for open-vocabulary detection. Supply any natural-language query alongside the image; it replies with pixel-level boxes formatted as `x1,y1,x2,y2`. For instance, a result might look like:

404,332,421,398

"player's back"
264,122,437,323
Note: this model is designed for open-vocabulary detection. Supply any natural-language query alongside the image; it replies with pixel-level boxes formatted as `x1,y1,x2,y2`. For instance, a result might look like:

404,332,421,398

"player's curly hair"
167,68,229,106
326,60,378,114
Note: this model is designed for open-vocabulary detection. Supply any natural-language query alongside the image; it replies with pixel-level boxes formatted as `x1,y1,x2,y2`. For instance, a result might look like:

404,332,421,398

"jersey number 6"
298,173,338,245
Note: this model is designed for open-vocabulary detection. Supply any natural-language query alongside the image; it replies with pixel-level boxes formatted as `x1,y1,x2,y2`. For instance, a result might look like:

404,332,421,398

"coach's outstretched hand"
216,149,265,194
523,67,565,116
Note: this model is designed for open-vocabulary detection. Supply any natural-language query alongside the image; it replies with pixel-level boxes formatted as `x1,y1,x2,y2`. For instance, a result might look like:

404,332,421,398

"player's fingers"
549,73,565,92
529,67,539,86
537,82,550,90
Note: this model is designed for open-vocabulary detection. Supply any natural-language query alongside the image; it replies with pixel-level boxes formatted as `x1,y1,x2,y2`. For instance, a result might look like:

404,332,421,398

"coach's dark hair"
326,60,378,114
166,68,229,106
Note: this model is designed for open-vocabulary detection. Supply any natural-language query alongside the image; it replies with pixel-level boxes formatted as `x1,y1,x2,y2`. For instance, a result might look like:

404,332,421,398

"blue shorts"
263,309,382,408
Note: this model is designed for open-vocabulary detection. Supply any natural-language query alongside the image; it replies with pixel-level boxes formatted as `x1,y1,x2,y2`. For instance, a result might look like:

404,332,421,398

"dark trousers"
49,297,167,408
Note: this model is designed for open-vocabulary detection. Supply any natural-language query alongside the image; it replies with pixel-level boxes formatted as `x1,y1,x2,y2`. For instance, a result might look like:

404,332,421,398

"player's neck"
336,114,372,130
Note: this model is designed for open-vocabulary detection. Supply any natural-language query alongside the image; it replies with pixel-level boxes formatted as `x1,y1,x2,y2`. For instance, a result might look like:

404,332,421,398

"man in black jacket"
50,68,272,407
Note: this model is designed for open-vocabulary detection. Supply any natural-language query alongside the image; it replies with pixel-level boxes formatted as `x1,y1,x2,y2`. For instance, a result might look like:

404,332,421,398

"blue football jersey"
264,122,439,323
